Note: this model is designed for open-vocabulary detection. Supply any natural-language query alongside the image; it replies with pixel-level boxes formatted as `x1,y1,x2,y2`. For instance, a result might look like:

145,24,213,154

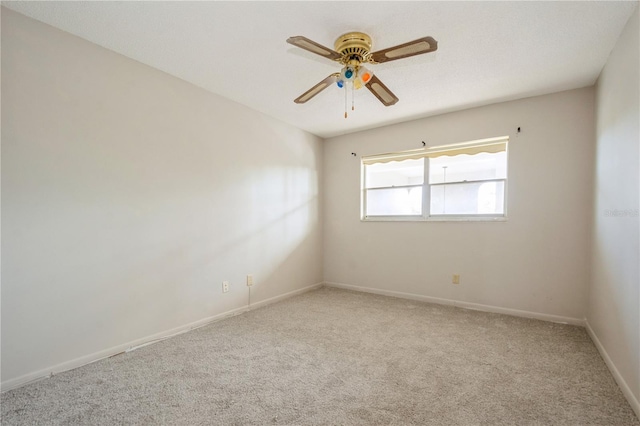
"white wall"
1,8,323,387
324,87,594,322
589,4,640,414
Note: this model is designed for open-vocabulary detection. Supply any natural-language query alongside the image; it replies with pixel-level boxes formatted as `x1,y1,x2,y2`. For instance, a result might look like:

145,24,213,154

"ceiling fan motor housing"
334,32,372,65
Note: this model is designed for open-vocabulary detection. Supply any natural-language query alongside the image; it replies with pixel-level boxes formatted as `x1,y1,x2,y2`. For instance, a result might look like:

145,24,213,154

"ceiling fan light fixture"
287,32,437,111
340,65,356,82
358,66,373,84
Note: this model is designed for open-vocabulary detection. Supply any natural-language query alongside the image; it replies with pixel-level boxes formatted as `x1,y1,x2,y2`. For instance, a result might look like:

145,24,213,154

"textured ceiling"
3,1,637,138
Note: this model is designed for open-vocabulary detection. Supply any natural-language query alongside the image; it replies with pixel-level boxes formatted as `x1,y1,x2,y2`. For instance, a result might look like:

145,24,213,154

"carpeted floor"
2,287,638,425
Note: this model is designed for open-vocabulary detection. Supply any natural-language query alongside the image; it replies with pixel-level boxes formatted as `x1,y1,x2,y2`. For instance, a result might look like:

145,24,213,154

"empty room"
1,1,639,425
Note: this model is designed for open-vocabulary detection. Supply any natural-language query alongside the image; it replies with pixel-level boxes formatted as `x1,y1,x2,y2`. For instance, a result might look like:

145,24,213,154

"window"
361,137,508,221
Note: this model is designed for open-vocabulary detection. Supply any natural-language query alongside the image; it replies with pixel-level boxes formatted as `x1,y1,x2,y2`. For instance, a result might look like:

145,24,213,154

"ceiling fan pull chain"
344,82,348,118
352,82,355,111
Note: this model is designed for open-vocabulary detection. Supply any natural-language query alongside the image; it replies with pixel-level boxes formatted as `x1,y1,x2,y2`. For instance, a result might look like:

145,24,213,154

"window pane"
430,181,505,215
429,152,507,184
366,187,423,216
365,159,424,189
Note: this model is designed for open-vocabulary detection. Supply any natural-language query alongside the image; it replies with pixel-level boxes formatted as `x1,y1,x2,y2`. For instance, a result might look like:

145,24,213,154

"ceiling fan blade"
294,74,339,104
365,75,399,106
370,36,438,63
287,36,342,61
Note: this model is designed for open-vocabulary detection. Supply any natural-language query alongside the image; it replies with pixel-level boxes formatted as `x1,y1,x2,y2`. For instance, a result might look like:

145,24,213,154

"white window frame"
361,136,509,222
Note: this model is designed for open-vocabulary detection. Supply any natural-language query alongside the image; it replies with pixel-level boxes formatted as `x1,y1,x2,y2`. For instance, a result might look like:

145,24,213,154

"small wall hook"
422,141,426,147
351,152,357,156
517,127,521,133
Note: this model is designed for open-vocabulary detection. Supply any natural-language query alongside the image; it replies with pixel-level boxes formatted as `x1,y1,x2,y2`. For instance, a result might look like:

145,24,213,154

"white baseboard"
323,281,585,326
585,320,640,419
249,282,323,310
1,282,323,393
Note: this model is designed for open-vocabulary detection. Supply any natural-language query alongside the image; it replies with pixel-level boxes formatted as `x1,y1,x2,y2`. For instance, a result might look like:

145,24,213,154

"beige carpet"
2,287,638,425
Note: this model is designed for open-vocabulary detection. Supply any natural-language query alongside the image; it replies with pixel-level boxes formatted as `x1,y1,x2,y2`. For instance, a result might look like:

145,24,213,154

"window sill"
361,215,507,223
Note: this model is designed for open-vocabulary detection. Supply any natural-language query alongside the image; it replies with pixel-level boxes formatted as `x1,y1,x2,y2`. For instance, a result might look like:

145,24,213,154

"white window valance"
362,136,508,165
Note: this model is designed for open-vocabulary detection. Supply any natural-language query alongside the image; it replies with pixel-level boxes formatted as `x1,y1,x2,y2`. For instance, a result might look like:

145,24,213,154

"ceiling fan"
286,32,438,115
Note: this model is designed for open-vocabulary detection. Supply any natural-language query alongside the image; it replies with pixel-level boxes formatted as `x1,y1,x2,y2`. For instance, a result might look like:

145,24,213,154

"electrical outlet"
246,274,254,286
452,274,460,285
222,281,229,293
